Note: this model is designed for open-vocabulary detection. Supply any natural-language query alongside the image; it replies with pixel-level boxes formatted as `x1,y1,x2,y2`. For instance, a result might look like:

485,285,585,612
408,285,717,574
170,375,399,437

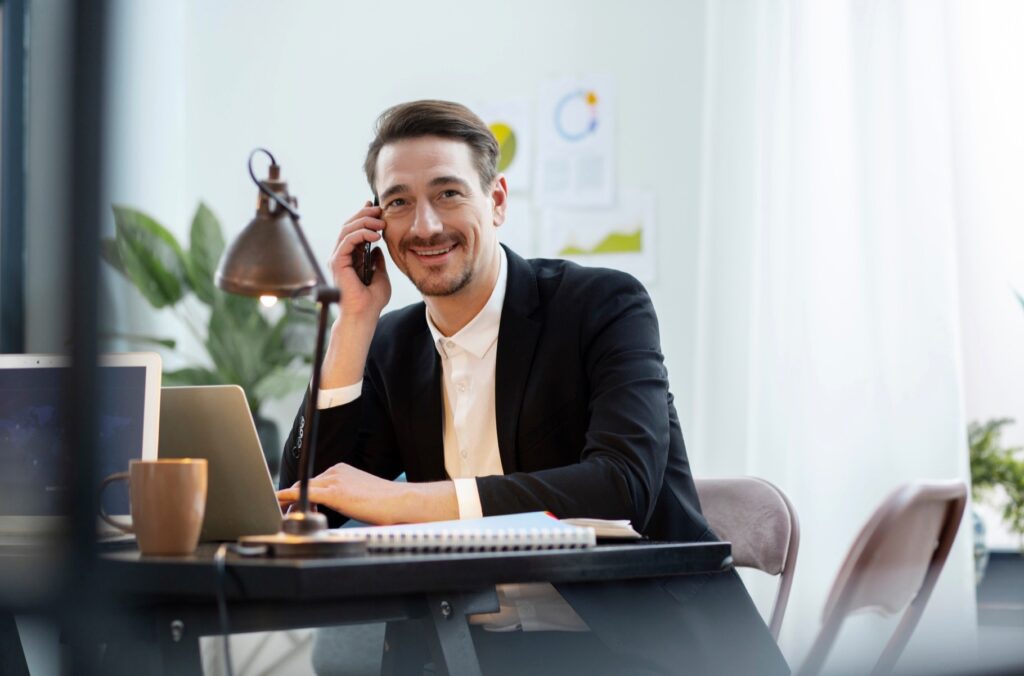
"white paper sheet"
535,75,616,207
540,189,656,283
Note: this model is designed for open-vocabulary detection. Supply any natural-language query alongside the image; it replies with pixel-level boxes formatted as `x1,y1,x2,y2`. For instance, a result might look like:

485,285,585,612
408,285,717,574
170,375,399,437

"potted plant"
969,417,1024,582
100,203,318,475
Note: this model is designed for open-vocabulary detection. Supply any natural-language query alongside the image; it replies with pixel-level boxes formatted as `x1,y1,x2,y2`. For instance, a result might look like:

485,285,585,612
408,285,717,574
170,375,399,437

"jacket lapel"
495,246,541,474
405,321,446,481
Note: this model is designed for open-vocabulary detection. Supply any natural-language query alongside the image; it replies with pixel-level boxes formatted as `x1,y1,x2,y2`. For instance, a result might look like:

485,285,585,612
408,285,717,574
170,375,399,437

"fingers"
369,246,390,281
275,484,333,510
334,203,385,254
305,486,335,505
276,481,302,504
329,217,386,287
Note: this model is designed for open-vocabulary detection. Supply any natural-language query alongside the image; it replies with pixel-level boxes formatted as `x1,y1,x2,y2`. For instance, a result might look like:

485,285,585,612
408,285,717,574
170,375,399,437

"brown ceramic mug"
99,459,208,555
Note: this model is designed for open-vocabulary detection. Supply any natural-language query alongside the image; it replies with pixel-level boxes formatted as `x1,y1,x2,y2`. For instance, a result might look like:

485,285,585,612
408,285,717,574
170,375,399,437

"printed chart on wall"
475,99,533,192
541,189,656,283
536,76,616,207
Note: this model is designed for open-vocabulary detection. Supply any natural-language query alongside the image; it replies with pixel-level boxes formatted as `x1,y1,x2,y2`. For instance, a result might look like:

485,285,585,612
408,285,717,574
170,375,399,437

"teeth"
418,247,452,256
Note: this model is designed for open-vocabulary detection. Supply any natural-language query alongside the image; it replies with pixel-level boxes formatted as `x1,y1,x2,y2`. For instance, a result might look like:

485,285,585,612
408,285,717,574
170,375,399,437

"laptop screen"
0,365,148,517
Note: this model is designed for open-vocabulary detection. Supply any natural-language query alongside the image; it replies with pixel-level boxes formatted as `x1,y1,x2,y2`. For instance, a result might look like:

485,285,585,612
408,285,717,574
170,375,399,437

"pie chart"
554,90,599,142
490,121,517,172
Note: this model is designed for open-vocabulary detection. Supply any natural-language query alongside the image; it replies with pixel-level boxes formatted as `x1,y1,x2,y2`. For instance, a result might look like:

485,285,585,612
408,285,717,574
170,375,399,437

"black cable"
247,147,300,220
214,542,235,676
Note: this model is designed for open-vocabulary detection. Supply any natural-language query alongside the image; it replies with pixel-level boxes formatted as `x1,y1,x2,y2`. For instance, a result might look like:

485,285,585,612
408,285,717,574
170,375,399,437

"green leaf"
252,365,310,405
206,290,272,392
163,366,225,387
100,238,127,277
186,203,225,305
969,418,1024,549
99,331,177,350
280,298,329,364
112,205,190,308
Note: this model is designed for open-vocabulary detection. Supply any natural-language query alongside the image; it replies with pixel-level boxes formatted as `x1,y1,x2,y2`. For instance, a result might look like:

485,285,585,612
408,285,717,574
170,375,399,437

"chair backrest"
796,480,967,676
695,476,800,640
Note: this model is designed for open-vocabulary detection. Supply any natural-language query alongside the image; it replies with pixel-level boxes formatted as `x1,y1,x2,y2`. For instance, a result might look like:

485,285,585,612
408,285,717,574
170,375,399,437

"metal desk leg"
381,620,427,676
0,611,29,676
421,590,499,676
155,614,203,676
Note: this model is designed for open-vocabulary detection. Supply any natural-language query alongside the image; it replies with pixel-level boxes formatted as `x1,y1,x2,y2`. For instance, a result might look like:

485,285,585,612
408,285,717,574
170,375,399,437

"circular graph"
554,90,599,142
489,121,517,172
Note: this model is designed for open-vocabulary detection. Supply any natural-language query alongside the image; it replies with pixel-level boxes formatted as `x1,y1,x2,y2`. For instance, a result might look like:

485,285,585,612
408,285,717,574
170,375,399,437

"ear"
490,174,509,227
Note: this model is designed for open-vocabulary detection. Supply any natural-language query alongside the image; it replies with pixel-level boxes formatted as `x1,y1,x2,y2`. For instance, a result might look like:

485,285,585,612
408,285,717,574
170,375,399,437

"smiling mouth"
411,243,458,258
416,246,452,256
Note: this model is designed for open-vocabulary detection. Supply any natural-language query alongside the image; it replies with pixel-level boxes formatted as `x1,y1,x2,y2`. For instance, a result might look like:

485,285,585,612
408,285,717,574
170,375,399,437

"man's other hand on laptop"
275,463,458,526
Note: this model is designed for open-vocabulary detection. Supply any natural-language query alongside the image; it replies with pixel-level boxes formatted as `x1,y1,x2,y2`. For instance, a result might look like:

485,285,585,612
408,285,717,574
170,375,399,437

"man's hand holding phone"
320,200,393,391
329,199,391,319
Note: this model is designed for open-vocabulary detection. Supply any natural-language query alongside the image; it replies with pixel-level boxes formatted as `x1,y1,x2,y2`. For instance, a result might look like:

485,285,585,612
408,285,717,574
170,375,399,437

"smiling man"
277,100,787,675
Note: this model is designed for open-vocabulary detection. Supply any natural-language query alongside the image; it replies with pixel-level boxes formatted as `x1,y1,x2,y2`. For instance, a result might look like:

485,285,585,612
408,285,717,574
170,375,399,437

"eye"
384,198,408,210
440,189,461,199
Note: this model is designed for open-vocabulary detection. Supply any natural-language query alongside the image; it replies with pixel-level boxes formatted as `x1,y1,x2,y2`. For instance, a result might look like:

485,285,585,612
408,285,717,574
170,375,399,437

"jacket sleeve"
476,277,672,530
278,365,404,492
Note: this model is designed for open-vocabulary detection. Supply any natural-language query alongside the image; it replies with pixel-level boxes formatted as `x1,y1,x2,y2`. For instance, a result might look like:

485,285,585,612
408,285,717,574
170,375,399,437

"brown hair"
364,100,499,195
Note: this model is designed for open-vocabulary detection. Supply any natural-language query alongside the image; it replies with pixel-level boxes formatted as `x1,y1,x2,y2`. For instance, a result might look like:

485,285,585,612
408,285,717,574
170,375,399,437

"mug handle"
98,472,134,534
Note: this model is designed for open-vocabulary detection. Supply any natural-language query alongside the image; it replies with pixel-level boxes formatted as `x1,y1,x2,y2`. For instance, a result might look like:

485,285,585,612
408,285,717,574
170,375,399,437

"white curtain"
692,1,977,672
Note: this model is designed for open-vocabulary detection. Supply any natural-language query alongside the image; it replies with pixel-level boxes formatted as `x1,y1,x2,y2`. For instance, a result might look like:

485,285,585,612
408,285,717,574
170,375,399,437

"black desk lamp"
216,148,361,556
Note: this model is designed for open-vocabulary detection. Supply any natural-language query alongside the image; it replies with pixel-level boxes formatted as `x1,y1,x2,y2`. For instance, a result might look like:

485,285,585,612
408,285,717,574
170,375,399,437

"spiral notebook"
326,511,597,552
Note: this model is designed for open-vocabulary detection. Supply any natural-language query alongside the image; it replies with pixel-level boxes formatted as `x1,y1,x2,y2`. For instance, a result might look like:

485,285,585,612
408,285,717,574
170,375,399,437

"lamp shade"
215,203,319,298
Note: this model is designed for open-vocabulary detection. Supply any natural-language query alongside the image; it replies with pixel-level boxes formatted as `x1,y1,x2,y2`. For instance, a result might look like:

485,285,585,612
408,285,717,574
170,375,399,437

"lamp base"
239,530,368,558
237,508,367,557
282,508,329,535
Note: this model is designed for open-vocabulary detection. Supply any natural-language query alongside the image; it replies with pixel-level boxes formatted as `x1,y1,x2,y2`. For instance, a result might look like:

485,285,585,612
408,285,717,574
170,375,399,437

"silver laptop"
158,385,281,541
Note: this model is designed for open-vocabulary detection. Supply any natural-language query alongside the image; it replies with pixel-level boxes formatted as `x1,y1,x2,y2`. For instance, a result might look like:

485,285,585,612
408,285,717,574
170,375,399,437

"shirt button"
446,340,456,349
460,450,468,459
457,382,467,393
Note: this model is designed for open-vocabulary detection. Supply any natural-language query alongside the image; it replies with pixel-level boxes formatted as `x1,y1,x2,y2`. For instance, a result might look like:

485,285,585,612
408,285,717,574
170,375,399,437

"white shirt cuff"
453,478,484,520
316,380,363,409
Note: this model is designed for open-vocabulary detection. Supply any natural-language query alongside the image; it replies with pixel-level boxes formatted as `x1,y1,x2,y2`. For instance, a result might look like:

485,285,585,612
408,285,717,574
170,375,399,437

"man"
278,100,787,675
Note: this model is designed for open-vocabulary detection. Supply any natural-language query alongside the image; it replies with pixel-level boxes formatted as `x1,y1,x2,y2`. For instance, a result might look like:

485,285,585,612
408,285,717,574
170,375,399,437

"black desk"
36,540,733,675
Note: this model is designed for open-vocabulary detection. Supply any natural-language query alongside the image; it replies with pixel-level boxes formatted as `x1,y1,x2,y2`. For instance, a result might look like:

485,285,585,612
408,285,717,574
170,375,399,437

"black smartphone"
352,196,376,285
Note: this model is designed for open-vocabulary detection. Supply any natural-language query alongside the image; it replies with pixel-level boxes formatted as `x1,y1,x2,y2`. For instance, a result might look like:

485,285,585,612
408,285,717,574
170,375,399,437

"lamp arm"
295,286,340,515
289,216,328,288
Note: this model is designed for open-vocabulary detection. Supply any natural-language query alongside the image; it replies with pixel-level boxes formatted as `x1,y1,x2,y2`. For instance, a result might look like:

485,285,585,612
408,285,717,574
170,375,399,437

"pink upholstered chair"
796,480,968,676
695,476,800,640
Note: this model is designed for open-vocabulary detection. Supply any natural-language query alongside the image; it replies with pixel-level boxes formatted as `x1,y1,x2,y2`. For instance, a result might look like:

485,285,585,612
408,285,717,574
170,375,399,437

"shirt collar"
426,246,507,360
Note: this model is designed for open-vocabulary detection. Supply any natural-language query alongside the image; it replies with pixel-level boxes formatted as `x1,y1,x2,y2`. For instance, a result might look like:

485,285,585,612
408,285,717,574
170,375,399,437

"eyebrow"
429,176,472,192
379,176,473,203
379,184,410,203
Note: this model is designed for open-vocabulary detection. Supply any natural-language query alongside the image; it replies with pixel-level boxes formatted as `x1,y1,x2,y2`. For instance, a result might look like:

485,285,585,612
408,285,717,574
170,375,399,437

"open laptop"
158,385,282,541
0,352,162,539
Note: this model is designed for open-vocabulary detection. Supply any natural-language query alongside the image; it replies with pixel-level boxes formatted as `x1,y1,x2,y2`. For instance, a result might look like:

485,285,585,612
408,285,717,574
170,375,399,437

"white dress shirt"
318,247,586,632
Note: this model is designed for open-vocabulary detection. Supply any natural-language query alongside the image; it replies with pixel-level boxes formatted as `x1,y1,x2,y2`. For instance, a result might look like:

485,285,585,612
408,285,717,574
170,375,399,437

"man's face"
375,136,506,297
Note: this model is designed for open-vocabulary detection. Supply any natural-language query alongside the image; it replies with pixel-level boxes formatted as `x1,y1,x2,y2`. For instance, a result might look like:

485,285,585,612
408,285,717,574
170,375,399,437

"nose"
410,201,444,238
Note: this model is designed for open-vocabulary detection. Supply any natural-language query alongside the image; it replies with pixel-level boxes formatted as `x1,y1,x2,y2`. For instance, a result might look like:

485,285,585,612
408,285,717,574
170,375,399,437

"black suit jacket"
281,246,709,542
